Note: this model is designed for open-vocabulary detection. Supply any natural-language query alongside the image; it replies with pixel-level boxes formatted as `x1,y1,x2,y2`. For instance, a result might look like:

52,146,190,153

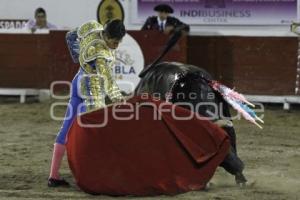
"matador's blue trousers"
55,69,87,144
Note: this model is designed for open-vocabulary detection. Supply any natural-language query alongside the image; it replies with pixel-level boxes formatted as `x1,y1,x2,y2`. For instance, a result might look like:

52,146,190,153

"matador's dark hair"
35,7,46,17
103,19,126,40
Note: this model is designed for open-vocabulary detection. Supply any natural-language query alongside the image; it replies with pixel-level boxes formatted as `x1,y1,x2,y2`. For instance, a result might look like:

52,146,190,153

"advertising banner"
132,0,297,25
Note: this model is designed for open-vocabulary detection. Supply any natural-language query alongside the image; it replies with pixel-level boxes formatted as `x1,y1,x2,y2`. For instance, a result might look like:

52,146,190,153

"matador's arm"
95,58,124,104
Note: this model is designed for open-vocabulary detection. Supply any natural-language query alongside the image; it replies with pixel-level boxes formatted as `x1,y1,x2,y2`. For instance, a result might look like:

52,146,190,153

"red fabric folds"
66,96,230,196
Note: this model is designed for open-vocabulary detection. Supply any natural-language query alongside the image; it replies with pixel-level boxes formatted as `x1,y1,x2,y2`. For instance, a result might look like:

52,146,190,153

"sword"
139,26,184,78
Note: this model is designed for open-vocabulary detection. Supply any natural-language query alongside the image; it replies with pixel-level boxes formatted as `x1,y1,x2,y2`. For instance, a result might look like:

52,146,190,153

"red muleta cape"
66,96,230,196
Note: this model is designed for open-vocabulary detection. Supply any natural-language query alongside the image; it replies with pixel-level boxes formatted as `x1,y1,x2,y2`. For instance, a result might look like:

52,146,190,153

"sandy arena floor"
0,98,299,200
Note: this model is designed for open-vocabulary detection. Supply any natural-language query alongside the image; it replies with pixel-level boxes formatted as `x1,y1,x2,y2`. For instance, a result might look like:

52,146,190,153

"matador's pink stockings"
49,143,65,180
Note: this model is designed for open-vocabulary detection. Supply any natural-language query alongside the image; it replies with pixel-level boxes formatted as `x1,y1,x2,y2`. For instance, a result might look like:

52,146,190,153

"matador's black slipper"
48,178,70,187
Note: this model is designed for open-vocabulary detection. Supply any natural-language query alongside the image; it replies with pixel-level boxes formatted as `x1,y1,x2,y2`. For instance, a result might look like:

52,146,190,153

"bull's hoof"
204,182,215,190
235,172,247,187
214,119,233,128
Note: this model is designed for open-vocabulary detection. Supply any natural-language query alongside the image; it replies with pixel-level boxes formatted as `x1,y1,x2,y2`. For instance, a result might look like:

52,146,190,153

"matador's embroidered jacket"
76,20,123,111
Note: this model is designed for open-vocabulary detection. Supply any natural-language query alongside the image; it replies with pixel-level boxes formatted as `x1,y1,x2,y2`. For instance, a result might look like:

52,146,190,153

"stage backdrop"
131,0,298,25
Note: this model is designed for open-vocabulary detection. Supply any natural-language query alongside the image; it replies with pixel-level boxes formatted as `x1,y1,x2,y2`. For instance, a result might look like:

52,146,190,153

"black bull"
135,62,246,181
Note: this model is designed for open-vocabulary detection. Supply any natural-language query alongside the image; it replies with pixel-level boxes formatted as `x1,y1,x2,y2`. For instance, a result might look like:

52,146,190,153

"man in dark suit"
141,4,190,34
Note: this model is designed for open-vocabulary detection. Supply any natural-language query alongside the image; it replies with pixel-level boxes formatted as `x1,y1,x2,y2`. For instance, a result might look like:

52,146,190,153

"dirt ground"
0,97,299,200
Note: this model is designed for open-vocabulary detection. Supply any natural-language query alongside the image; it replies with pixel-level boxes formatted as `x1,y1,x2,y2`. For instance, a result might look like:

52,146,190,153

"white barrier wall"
0,0,298,36
0,0,117,29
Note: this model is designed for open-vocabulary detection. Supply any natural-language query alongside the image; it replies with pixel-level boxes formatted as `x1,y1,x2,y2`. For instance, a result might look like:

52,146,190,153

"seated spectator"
141,4,190,34
24,7,57,32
